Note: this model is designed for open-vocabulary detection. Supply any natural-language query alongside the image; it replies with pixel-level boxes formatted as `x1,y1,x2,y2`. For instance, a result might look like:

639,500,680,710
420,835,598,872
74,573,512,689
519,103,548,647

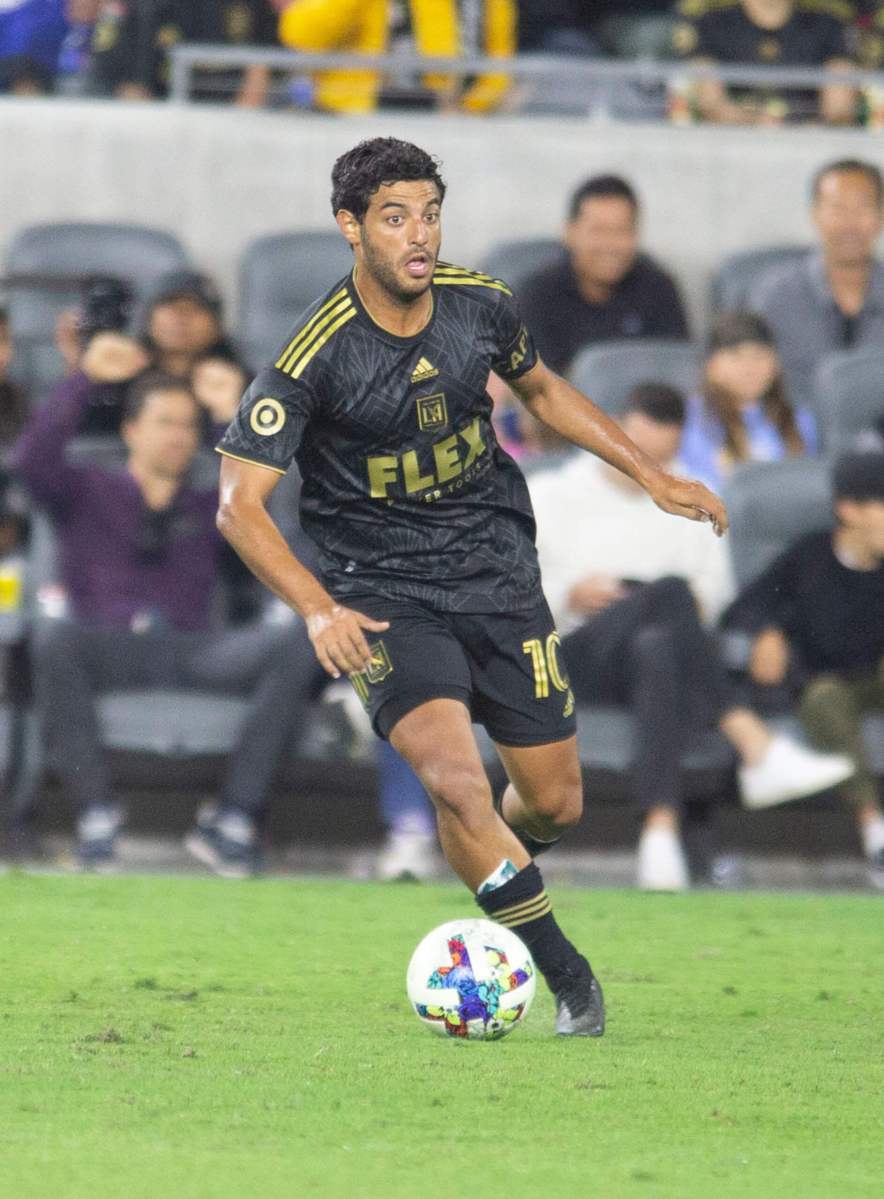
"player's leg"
388,697,530,889
390,700,603,1036
494,734,582,853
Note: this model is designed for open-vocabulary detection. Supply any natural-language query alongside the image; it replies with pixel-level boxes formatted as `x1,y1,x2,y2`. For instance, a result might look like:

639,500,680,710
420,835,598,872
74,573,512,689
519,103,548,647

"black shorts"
343,592,577,747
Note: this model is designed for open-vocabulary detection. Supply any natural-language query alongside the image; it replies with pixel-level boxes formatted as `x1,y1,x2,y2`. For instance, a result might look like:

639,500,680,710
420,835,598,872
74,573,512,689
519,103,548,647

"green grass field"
1,873,881,1199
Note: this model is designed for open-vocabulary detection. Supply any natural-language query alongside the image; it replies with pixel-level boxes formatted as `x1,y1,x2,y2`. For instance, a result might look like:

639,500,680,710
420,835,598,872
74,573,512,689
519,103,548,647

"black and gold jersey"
672,0,855,121
217,262,543,613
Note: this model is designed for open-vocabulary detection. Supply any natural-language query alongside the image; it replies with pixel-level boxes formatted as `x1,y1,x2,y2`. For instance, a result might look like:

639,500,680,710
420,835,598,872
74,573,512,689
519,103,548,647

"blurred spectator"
0,308,28,449
529,383,853,890
277,0,516,113
750,159,884,407
374,739,437,880
519,0,599,54
671,0,857,125
55,0,99,95
722,450,884,888
0,0,69,93
679,311,817,492
517,175,689,377
90,1,284,102
64,270,241,438
0,306,30,562
12,366,324,873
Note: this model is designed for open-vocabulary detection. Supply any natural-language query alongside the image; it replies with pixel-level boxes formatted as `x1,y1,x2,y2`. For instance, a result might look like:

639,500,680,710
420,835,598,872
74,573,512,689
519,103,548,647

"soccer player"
215,138,727,1036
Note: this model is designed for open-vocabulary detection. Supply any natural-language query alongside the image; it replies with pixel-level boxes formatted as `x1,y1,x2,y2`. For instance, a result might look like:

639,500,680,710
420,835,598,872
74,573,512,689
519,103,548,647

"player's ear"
336,209,361,249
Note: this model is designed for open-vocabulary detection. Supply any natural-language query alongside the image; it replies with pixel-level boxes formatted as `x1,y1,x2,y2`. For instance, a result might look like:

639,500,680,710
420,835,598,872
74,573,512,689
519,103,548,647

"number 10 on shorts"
522,633,569,700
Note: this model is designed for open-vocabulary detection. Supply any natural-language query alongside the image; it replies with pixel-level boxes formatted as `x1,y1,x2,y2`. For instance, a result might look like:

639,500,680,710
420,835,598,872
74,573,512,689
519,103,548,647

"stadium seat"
568,339,700,415
813,347,884,453
4,222,190,399
711,244,808,313
722,458,832,589
237,231,355,373
478,237,564,294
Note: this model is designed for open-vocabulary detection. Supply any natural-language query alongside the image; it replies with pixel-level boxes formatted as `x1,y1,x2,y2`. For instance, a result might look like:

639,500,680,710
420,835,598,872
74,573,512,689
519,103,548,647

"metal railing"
168,45,884,120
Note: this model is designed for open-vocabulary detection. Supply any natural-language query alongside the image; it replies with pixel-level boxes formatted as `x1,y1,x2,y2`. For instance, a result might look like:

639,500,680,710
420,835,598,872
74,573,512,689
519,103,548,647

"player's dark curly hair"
331,138,446,221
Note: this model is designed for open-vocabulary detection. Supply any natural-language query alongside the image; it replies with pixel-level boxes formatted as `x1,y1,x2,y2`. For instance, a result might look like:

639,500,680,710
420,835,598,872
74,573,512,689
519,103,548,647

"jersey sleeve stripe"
275,287,349,371
215,446,287,475
432,277,513,296
289,306,357,379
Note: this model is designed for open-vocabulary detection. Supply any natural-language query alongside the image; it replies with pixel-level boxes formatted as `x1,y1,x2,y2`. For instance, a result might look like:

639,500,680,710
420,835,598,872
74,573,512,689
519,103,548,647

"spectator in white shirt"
528,383,854,890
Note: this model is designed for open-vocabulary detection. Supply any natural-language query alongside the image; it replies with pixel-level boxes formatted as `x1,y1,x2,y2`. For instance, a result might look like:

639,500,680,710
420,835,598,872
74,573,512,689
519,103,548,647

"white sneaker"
636,825,689,892
738,735,855,810
376,831,438,882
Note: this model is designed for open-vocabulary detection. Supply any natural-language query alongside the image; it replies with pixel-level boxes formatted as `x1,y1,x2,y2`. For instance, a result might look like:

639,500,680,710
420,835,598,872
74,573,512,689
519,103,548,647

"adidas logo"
411,357,439,383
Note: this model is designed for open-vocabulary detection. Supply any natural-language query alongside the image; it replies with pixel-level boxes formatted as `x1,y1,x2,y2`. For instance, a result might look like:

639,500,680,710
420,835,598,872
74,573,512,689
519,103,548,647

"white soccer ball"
406,918,536,1040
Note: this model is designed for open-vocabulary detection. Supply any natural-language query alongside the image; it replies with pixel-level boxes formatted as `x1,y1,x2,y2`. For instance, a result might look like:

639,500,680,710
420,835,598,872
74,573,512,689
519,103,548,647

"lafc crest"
366,640,393,684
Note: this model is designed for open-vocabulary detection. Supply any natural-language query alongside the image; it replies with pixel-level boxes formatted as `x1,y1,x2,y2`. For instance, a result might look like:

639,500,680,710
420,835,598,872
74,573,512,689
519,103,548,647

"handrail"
167,44,884,111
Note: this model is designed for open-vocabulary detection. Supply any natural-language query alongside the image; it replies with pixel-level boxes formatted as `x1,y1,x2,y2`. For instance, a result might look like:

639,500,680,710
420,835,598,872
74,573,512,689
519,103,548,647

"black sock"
476,862,583,984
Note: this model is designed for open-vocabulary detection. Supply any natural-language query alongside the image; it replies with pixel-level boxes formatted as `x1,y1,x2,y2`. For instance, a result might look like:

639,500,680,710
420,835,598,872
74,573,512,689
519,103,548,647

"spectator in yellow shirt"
278,0,516,113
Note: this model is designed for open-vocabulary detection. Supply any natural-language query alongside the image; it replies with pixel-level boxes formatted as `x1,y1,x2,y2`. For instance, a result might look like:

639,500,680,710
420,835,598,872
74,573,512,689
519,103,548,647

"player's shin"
475,859,605,1036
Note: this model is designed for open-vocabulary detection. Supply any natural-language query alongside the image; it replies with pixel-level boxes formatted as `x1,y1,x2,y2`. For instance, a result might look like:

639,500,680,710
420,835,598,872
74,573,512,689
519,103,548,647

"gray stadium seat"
568,339,700,415
478,237,564,294
813,347,884,453
722,458,832,589
237,231,355,373
711,244,808,313
4,222,190,399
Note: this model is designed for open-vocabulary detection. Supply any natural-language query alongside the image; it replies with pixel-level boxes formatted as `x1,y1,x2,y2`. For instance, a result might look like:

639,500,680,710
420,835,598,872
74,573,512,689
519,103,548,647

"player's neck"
353,265,433,337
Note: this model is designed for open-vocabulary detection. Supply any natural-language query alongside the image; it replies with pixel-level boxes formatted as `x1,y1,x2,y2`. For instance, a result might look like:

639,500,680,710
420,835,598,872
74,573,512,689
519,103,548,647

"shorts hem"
484,727,577,749
375,686,472,740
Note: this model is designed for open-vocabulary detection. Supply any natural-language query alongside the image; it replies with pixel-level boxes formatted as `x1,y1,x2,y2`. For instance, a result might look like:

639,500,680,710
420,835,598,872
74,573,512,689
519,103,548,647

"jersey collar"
348,267,436,347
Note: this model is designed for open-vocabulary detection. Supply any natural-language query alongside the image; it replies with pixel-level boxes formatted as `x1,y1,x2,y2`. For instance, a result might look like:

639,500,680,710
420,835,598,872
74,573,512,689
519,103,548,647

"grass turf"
1,873,882,1199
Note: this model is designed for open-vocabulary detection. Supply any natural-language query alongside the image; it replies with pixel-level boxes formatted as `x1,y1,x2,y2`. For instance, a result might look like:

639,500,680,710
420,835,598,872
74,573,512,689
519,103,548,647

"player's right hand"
81,332,151,384
305,604,390,679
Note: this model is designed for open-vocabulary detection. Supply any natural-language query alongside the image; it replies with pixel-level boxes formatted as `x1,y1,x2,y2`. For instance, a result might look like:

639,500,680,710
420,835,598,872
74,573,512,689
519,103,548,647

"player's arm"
508,358,728,535
216,456,388,678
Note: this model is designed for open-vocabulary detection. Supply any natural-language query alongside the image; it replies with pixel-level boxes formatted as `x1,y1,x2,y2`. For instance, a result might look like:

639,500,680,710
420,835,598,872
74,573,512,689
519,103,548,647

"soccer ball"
406,918,536,1040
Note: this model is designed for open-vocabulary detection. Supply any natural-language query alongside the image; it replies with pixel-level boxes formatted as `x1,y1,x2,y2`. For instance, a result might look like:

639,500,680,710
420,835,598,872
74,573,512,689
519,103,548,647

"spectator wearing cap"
749,159,884,408
722,450,884,888
678,311,818,493
53,269,242,440
517,175,690,379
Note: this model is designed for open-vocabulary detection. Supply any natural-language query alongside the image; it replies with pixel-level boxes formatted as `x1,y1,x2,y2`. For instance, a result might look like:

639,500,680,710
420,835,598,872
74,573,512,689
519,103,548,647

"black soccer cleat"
492,791,562,858
550,955,605,1037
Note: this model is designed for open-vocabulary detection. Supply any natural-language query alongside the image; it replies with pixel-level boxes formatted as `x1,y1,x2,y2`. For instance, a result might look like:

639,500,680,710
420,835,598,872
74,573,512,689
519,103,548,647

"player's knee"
421,759,492,827
529,765,583,831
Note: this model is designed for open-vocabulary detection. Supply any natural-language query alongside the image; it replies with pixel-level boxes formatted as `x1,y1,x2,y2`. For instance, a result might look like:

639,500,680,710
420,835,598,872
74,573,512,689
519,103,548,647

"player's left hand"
647,471,728,537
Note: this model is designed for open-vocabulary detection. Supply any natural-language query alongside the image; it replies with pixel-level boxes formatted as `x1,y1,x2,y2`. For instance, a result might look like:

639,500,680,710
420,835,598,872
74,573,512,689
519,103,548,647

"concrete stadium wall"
1,98,883,334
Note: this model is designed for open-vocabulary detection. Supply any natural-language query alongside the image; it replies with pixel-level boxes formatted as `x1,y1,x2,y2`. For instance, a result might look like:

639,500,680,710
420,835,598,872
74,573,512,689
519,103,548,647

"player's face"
705,340,779,407
620,411,682,468
123,388,201,480
149,297,221,356
565,196,638,287
813,170,883,268
836,498,884,560
352,180,442,303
